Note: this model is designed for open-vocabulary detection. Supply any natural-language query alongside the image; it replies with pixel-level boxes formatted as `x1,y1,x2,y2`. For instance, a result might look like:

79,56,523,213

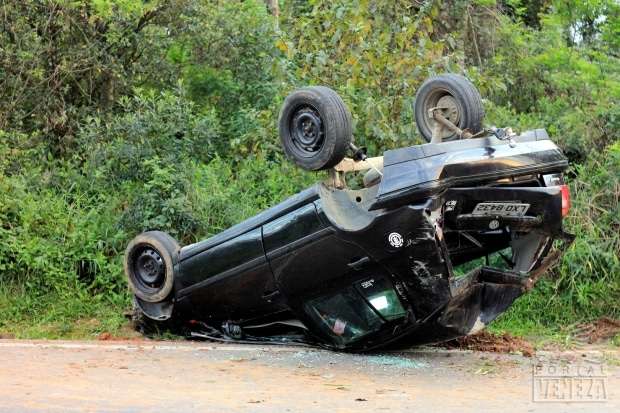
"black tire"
279,86,352,171
124,231,180,303
414,74,484,142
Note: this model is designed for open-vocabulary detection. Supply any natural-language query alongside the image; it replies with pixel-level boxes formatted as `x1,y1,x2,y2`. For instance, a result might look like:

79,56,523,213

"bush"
494,143,620,335
0,128,315,338
0,0,183,154
476,10,620,161
557,143,620,314
170,0,283,156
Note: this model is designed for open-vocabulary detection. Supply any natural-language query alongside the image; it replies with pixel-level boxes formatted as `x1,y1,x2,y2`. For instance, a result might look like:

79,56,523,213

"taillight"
560,184,570,217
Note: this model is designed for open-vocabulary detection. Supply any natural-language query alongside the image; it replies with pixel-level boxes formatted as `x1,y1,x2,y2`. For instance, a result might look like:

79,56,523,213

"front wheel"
278,86,353,171
124,231,179,303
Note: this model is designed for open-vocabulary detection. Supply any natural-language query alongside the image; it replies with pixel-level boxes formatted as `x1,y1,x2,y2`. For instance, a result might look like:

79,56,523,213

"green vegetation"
0,0,618,341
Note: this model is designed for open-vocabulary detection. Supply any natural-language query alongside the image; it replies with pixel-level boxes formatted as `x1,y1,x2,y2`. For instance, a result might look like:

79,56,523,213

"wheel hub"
135,248,165,286
436,95,459,123
291,107,325,154
423,90,462,140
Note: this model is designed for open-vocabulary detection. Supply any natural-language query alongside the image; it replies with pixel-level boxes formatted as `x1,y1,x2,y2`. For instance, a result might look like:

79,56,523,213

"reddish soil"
576,317,620,344
440,331,535,357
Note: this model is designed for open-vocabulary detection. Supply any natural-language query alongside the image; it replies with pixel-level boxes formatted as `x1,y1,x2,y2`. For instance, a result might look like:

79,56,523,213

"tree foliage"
0,1,190,153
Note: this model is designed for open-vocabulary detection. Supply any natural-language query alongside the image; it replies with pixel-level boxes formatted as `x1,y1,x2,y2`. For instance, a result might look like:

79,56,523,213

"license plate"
471,202,530,217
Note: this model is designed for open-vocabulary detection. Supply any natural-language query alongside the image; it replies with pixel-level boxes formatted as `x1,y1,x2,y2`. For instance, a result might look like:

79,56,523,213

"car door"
263,202,370,300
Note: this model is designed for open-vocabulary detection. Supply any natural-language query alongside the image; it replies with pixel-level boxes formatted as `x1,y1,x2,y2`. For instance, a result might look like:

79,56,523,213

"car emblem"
388,232,404,248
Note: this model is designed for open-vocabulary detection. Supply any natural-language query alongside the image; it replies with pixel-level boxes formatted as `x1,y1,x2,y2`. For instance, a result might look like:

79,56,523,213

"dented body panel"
136,129,572,351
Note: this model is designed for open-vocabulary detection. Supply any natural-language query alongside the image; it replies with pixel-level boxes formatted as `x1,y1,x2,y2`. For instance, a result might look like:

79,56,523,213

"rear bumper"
455,214,542,231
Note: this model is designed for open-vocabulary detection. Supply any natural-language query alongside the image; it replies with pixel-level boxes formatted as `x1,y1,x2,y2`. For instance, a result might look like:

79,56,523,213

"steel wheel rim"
131,246,166,293
289,106,325,158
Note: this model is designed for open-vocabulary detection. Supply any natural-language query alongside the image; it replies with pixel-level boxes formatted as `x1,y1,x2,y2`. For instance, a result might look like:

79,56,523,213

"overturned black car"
124,74,573,351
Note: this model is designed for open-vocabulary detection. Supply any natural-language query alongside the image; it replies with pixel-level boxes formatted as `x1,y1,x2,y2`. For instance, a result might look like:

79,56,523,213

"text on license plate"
471,202,530,217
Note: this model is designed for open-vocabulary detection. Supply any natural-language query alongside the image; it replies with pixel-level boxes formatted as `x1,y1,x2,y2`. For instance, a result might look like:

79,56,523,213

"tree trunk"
265,0,279,18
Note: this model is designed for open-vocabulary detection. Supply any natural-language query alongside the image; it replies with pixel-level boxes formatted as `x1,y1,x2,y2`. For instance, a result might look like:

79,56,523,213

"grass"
489,279,618,348
0,285,129,340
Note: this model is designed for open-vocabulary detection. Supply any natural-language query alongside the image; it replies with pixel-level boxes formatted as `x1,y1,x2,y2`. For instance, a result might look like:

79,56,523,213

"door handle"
347,256,371,270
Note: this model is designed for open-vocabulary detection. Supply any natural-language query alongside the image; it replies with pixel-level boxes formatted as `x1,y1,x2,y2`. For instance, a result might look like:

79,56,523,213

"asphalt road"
0,339,618,412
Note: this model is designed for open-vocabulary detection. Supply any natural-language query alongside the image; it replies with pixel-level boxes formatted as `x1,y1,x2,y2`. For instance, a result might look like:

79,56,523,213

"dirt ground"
0,339,618,413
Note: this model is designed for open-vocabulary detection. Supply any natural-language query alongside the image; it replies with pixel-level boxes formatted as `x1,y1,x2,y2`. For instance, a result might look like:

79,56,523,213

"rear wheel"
279,86,352,171
124,231,179,303
414,74,484,142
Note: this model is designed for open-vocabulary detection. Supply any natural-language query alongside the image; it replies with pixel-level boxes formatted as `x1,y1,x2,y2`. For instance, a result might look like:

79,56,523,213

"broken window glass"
305,287,383,345
355,277,406,321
